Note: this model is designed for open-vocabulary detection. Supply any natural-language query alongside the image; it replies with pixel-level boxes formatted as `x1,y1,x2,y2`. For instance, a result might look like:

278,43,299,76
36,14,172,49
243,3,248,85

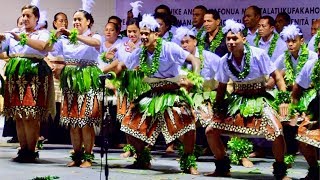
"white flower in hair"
82,0,95,14
36,10,47,29
30,0,47,30
139,14,160,31
130,1,143,18
30,0,40,7
280,23,302,41
222,19,245,34
173,26,196,42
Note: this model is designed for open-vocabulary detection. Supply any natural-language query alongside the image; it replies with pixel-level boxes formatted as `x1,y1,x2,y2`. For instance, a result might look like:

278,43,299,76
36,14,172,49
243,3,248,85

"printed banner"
116,0,320,40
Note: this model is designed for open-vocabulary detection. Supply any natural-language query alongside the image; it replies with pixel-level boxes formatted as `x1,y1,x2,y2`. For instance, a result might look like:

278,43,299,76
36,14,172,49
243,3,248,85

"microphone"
99,72,116,81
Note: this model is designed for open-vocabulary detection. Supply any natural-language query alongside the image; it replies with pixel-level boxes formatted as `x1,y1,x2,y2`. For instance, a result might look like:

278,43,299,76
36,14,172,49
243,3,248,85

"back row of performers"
0,4,319,180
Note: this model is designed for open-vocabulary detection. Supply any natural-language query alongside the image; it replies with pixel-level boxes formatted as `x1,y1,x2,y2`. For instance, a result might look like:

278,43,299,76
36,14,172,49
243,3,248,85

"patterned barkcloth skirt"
117,94,130,122
191,91,216,127
116,70,151,122
209,79,283,141
59,63,103,128
294,91,320,148
120,81,196,145
3,57,55,120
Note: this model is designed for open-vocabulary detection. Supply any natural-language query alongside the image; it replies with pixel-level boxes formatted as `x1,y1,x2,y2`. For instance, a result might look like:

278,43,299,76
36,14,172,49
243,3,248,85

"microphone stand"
99,73,116,179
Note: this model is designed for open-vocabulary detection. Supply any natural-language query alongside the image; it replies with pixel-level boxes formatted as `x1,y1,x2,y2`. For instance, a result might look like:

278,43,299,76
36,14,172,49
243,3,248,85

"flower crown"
173,26,196,42
222,19,245,34
139,14,160,31
280,23,303,41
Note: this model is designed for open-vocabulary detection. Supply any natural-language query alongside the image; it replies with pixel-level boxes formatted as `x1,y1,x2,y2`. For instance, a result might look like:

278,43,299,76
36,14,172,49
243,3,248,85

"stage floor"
0,141,314,180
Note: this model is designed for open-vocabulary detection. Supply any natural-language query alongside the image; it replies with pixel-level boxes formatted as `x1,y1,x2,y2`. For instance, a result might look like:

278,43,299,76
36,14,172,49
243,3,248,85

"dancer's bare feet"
189,167,200,175
241,158,254,168
249,148,265,158
67,160,81,167
80,161,92,168
165,143,175,154
120,151,132,158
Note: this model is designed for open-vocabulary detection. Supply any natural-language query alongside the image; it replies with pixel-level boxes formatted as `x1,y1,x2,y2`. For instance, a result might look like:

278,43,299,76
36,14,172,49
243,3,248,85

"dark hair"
261,15,275,27
108,16,122,26
106,22,120,33
205,9,220,20
127,16,142,28
247,5,261,17
194,5,207,12
16,16,22,26
43,20,48,29
277,12,291,24
154,13,172,30
21,5,40,23
53,12,68,30
154,4,171,15
74,10,94,28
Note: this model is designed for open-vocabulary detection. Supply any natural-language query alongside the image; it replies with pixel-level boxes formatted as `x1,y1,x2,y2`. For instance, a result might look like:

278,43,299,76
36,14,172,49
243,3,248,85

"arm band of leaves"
69,28,78,45
186,70,204,92
100,52,114,63
49,30,58,46
18,33,27,46
275,91,291,105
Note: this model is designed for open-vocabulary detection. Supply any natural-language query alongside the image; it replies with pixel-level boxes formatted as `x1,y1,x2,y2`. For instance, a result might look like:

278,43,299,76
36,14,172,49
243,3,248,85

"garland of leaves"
69,28,78,45
196,27,204,41
70,151,83,161
18,33,27,46
83,153,95,162
139,38,162,76
163,31,173,42
208,27,224,52
134,147,152,166
123,144,136,154
284,43,309,85
253,34,261,47
177,143,203,160
32,176,60,180
284,154,295,165
227,43,251,79
311,59,320,91
179,153,197,172
227,137,253,165
242,28,248,37
314,30,320,52
197,46,204,69
255,33,280,58
49,30,58,46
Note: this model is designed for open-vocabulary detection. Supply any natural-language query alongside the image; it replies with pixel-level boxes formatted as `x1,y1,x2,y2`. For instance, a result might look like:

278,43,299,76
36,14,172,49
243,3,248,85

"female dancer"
48,9,102,168
0,4,54,162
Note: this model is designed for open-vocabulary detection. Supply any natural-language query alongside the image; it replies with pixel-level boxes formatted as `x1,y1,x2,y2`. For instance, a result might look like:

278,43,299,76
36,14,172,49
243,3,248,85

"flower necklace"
227,43,251,79
207,27,224,53
314,30,320,52
284,43,309,85
163,31,173,42
311,59,320,91
139,38,163,76
254,33,280,58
